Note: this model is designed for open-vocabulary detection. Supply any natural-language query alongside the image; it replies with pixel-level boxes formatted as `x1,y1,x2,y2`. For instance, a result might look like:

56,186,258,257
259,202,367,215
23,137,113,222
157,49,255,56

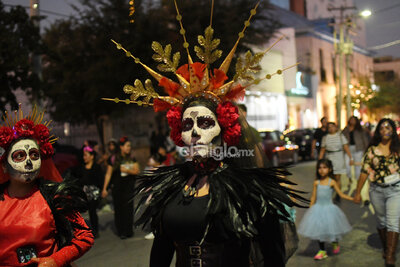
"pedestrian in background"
73,146,104,238
298,159,353,260
101,136,140,239
237,104,262,145
311,117,328,159
319,122,354,191
97,139,117,170
142,145,168,240
354,118,400,267
342,116,370,198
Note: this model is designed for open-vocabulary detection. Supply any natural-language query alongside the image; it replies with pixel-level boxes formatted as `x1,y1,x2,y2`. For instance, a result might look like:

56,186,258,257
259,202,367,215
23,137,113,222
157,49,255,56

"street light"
360,9,372,18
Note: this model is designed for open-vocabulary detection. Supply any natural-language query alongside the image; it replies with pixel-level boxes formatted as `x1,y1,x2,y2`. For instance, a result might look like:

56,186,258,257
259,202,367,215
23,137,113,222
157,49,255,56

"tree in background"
366,76,400,116
42,0,281,144
0,1,42,114
343,76,375,112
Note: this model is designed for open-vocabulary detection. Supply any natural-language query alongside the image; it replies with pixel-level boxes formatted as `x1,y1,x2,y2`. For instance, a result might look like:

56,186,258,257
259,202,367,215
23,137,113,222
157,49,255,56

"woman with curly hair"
354,118,400,267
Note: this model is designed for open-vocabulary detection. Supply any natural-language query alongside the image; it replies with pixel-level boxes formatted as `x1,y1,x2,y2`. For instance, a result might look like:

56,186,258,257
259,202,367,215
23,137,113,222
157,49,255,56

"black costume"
72,163,103,236
135,160,305,267
109,155,137,238
313,128,328,153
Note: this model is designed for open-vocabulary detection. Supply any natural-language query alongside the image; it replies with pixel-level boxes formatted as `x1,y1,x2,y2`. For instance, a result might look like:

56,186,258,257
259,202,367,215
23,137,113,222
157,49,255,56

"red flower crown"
0,106,57,161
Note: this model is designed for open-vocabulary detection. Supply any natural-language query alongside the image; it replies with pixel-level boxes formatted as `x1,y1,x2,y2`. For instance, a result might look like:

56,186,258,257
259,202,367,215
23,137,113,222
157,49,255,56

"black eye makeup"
182,118,194,131
197,116,215,129
11,150,27,163
29,148,40,160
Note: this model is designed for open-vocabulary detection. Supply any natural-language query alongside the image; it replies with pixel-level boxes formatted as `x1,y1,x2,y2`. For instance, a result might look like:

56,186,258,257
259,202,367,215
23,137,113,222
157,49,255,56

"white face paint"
181,106,221,158
6,139,41,183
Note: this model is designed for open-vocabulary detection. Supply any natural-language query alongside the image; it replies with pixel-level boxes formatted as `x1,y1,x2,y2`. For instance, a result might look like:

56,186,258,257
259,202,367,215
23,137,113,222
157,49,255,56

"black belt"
174,241,225,267
326,150,342,153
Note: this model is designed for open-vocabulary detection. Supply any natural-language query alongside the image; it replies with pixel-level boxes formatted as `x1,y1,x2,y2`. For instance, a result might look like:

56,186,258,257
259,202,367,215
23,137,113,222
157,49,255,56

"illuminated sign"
286,72,312,98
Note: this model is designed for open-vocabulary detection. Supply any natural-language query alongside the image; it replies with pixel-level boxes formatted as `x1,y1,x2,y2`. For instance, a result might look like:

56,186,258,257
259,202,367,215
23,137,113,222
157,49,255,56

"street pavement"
76,161,397,267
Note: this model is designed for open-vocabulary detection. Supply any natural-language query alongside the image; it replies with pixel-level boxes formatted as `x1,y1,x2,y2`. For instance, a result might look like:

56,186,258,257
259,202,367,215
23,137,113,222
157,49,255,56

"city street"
2,0,400,266
75,161,394,267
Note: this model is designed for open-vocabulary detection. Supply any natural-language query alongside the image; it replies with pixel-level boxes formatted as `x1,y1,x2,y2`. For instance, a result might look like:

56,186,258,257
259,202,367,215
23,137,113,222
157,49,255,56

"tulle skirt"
298,203,352,242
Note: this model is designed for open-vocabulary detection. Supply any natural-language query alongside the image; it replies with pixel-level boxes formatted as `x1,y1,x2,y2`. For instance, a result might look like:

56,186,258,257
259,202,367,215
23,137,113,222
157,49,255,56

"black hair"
87,140,98,148
320,117,327,123
237,103,247,113
316,159,335,180
108,140,117,146
83,146,97,159
119,136,130,147
347,116,362,131
182,96,218,114
369,118,400,154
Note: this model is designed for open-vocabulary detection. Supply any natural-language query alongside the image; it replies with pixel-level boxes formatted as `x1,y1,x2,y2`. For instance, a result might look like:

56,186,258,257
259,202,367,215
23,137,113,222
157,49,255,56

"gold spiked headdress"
103,0,298,111
0,104,57,159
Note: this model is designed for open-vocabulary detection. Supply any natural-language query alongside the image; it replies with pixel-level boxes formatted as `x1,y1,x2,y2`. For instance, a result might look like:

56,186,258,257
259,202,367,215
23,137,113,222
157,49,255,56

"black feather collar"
134,162,307,239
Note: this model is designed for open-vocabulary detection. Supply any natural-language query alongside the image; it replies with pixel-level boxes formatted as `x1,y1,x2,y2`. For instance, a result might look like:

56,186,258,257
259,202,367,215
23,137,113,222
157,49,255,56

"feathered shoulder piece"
38,177,88,215
134,162,307,239
38,176,89,247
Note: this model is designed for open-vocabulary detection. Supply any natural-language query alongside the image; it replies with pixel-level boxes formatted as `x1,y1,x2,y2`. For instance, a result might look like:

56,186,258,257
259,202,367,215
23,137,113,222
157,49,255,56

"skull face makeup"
379,121,394,141
181,106,221,158
6,139,41,183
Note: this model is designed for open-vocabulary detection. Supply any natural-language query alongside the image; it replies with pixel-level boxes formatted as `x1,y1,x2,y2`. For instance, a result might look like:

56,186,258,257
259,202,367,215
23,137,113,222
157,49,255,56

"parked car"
259,130,299,167
285,128,315,161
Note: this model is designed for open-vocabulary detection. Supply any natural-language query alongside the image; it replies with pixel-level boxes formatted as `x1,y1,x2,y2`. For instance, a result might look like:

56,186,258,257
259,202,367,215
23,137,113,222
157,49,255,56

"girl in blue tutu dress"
298,159,353,260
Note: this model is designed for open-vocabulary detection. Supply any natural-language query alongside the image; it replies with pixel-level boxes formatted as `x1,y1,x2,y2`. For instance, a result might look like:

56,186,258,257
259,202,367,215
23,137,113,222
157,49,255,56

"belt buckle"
189,245,201,256
190,258,202,267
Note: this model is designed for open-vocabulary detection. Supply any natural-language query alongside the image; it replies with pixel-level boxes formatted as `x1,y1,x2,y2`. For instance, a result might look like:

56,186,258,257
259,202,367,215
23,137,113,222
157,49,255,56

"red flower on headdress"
216,102,240,128
216,102,241,146
223,123,241,146
119,136,128,144
33,124,50,144
14,119,35,138
159,77,180,97
166,106,182,129
210,69,228,89
166,106,184,146
40,142,54,159
0,126,14,149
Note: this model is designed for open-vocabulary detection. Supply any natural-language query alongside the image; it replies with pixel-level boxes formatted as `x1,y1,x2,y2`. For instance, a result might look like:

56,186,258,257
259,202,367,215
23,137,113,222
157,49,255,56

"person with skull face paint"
0,108,94,267
103,2,306,266
354,118,400,267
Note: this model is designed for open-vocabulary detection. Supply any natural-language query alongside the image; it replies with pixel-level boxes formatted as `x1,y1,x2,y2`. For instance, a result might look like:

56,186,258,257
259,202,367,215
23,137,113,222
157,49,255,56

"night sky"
354,0,400,58
3,0,400,58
